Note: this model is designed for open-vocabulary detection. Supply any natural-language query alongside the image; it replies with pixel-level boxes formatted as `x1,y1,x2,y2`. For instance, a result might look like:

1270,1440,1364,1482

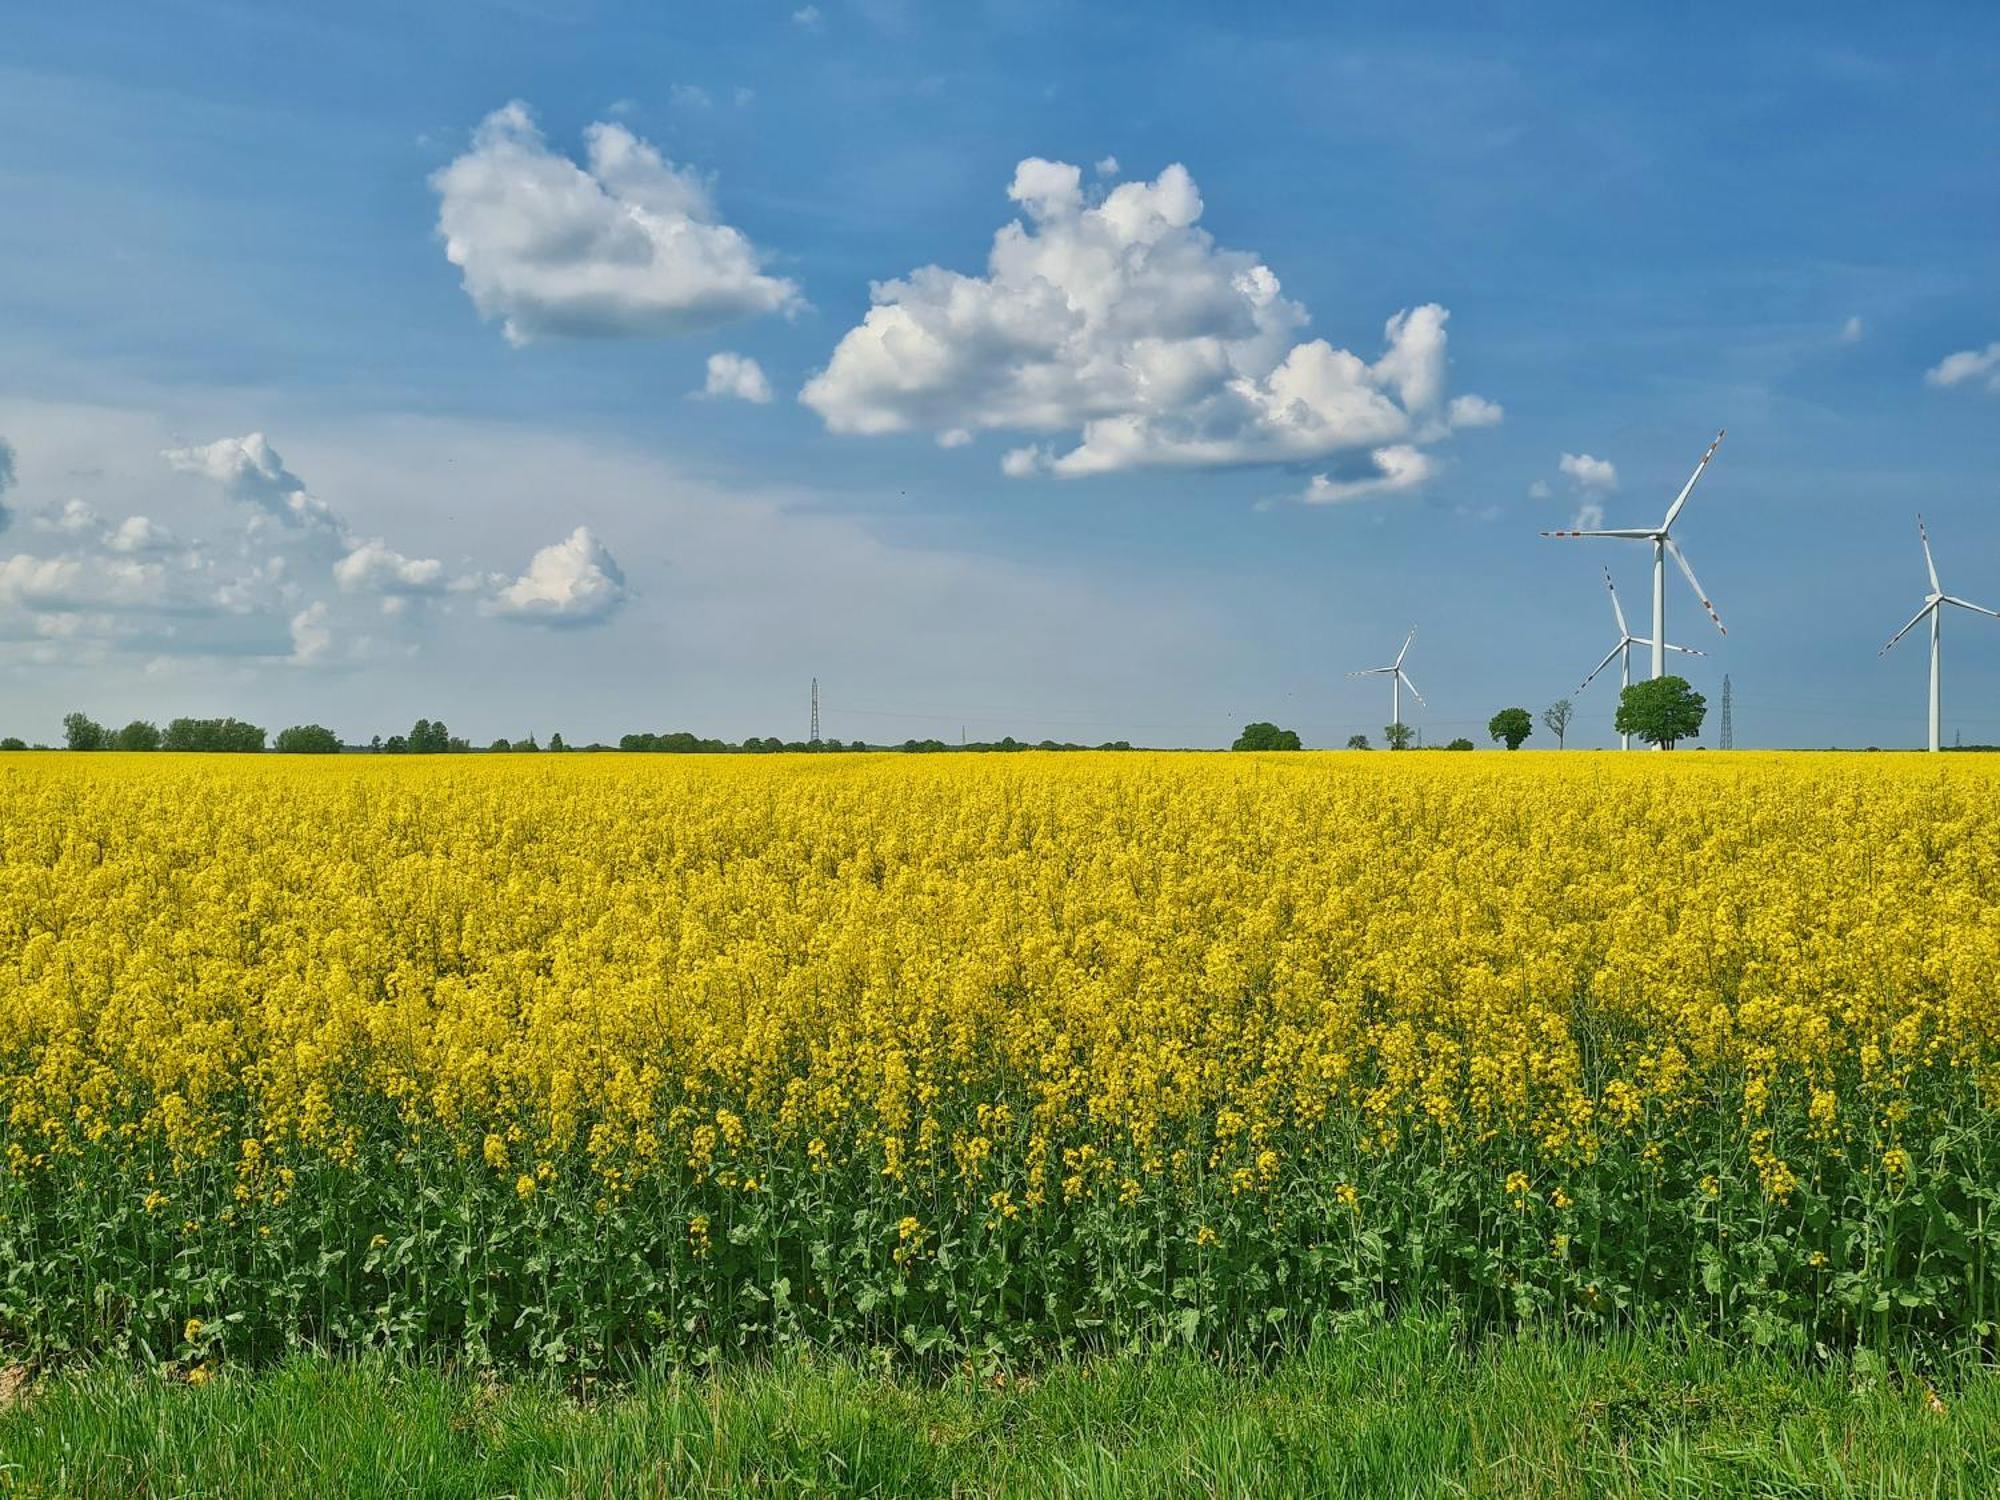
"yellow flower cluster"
1,749,1995,1360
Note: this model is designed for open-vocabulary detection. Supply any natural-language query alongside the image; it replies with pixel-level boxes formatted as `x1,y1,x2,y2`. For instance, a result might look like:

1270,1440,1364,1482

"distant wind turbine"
1577,568,1706,750
1880,515,2000,752
1349,628,1424,730
1542,431,1729,687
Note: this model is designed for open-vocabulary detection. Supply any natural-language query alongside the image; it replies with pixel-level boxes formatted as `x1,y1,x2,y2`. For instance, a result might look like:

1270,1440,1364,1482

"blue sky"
1,1,1996,747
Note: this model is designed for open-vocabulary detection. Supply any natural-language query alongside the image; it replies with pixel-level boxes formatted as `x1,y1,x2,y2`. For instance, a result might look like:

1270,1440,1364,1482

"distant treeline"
12,712,1138,755
619,732,1134,754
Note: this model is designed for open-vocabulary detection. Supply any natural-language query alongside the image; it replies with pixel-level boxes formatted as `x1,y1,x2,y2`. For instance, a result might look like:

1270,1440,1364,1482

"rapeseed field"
2,751,1996,1372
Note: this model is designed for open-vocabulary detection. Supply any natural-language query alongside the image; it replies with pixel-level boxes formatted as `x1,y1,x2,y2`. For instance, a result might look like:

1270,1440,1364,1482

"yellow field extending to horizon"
3,750,1997,1369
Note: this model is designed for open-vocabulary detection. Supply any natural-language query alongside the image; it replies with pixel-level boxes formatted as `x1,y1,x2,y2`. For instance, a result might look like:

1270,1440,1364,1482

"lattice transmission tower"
1720,674,1733,750
809,678,820,744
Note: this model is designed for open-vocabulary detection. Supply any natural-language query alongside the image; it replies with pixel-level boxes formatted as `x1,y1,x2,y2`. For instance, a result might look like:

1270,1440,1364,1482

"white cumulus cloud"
431,102,800,345
1558,452,1619,492
1447,394,1504,428
1926,342,2000,394
490,526,628,625
698,351,774,403
164,432,345,539
801,158,1496,484
333,538,449,596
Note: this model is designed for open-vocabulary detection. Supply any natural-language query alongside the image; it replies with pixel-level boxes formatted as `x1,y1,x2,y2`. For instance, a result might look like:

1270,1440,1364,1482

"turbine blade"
1395,628,1416,668
1661,428,1726,531
1604,567,1629,637
1577,642,1623,693
1662,642,1708,657
1665,538,1727,635
1943,595,2000,620
1880,602,1934,655
1397,670,1426,707
1541,528,1657,539
1347,668,1393,677
1919,515,1941,595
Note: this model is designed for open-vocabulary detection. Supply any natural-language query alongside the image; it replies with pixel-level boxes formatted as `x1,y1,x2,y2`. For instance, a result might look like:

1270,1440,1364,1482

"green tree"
0,737,24,751
1542,698,1575,749
1384,721,1415,751
489,738,512,753
111,720,162,751
1232,721,1302,750
274,724,341,754
1346,733,1371,750
548,732,566,752
62,712,107,751
1446,737,1475,751
1616,675,1707,749
1488,707,1533,750
162,717,266,752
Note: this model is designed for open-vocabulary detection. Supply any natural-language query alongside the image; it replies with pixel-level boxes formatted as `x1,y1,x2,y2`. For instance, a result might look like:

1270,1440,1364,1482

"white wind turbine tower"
1349,628,1424,734
1577,568,1706,749
1880,515,2000,752
1542,431,1730,685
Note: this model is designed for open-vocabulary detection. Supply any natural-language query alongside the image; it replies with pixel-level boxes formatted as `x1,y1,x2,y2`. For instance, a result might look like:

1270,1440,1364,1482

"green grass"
3,1324,1997,1498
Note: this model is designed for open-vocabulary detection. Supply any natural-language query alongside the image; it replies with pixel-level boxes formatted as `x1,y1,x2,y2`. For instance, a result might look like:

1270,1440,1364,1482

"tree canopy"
274,724,342,754
1232,722,1302,751
1616,676,1707,749
1384,722,1415,751
163,718,266,753
62,712,107,751
1488,708,1533,750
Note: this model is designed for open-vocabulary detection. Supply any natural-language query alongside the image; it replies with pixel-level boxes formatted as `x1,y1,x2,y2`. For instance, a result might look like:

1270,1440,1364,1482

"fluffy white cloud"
333,538,449,595
163,432,345,539
1926,342,2000,393
801,158,1496,482
490,526,627,624
0,552,85,610
431,102,800,345
107,515,179,554
1841,315,1864,344
792,5,822,27
698,351,774,403
1447,394,1504,428
1558,452,1618,492
1300,445,1437,505
32,498,180,555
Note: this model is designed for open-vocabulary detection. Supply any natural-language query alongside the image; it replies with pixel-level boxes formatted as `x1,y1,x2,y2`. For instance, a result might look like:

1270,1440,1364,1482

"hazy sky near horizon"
2,2,1997,748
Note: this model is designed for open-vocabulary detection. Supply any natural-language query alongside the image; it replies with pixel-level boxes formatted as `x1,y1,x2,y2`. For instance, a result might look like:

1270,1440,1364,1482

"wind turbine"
1880,515,2000,752
1350,628,1424,733
1542,430,1729,683
1577,568,1707,749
